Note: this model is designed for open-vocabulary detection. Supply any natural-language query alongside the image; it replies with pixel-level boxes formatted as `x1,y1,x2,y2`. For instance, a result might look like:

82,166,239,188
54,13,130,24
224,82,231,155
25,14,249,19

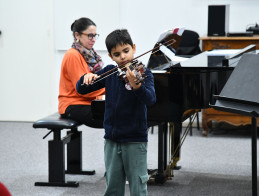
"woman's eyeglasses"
81,33,99,40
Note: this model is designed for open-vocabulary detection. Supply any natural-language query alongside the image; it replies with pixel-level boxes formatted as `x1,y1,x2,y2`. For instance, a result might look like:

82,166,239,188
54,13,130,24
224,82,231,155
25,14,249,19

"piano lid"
173,52,230,68
173,44,256,68
148,44,256,71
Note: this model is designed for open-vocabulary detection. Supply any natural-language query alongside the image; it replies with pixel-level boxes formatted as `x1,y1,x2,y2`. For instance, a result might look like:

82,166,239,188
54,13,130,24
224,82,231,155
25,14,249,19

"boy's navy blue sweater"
76,65,156,143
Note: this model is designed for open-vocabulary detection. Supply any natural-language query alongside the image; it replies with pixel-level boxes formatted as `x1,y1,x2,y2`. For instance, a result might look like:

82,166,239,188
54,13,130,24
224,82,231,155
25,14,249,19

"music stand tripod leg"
251,116,257,196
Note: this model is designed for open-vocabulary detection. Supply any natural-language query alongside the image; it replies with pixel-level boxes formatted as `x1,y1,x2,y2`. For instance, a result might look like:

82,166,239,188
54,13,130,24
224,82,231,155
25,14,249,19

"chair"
176,30,202,135
175,29,201,57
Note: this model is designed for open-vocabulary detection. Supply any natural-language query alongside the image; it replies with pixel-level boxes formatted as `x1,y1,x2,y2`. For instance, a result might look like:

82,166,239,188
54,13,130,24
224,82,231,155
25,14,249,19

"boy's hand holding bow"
83,73,98,85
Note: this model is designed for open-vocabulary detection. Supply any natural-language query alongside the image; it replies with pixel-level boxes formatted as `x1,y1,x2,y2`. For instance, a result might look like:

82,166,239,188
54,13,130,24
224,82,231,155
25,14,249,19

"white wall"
0,0,259,121
119,0,259,64
0,0,56,121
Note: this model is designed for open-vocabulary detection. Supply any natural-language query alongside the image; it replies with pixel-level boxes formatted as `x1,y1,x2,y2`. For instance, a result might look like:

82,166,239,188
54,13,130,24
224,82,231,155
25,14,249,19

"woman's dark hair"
105,29,133,55
71,17,96,38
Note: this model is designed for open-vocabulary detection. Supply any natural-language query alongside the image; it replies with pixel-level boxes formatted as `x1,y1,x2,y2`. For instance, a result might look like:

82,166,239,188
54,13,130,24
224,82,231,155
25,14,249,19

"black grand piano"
91,38,256,183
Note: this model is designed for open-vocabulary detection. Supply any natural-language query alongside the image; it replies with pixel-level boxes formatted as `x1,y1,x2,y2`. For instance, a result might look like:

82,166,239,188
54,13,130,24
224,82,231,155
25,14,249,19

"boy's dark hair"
105,29,133,55
71,17,96,38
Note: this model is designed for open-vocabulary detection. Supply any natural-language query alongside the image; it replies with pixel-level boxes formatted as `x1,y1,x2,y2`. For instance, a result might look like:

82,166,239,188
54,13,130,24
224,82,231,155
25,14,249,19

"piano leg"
154,122,168,184
172,122,182,170
151,122,182,183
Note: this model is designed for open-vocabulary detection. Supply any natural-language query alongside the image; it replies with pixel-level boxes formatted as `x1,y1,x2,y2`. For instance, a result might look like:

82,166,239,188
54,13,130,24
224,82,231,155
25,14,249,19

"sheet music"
157,27,185,43
151,70,167,73
171,55,189,62
159,45,189,63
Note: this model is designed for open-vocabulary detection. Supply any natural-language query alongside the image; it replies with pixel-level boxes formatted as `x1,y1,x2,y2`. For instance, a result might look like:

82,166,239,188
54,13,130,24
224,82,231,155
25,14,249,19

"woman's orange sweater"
58,48,105,114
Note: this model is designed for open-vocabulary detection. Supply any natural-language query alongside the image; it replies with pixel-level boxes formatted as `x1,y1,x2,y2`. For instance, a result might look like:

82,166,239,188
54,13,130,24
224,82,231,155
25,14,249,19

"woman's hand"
83,73,98,85
126,67,141,90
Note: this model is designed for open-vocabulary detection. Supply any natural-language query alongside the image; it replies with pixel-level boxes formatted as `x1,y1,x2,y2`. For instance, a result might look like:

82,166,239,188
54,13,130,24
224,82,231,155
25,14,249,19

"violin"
117,60,146,90
82,37,176,88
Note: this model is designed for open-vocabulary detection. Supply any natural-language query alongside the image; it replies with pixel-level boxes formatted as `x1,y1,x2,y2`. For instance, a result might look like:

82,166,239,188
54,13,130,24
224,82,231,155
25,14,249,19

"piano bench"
32,112,95,188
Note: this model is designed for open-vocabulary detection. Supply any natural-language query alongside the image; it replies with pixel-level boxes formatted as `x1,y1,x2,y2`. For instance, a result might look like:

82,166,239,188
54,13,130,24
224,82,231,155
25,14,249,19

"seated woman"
58,17,105,128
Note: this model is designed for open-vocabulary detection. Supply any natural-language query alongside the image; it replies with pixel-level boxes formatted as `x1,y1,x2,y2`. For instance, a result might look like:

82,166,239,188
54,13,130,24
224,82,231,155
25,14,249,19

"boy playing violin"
76,29,156,196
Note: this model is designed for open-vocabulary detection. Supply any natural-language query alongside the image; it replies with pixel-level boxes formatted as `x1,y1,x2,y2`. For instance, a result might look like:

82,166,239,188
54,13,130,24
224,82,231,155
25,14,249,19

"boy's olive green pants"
104,139,149,196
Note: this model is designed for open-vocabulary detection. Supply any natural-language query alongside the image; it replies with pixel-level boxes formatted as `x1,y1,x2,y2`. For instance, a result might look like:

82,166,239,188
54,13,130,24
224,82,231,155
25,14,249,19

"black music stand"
210,53,259,196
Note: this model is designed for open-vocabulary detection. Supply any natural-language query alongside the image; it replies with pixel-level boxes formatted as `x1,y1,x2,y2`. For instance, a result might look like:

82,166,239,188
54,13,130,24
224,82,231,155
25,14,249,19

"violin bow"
82,38,176,86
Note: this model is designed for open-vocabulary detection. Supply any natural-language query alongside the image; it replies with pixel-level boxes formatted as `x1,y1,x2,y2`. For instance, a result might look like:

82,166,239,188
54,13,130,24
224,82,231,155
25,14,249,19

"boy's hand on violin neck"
126,67,141,90
83,73,98,85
